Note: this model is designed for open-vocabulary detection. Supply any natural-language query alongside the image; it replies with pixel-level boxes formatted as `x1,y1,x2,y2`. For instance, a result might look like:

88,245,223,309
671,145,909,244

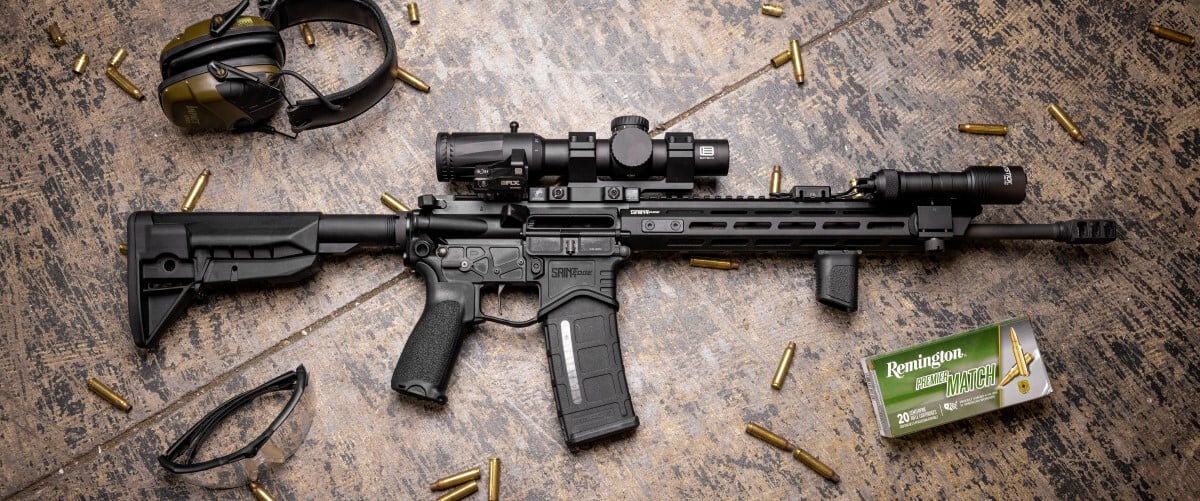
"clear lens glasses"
159,365,314,489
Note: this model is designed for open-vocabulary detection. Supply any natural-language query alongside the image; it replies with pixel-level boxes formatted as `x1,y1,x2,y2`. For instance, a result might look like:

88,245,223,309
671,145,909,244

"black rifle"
125,116,1118,447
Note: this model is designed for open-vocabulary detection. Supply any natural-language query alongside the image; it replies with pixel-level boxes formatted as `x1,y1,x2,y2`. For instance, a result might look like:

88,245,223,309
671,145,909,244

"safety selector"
815,250,861,312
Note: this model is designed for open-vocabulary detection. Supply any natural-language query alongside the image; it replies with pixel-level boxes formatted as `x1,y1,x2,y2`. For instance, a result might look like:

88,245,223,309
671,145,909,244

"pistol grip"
815,250,861,312
392,266,474,404
542,296,639,447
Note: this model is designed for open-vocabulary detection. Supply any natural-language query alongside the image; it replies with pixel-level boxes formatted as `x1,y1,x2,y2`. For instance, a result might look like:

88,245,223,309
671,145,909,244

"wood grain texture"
2,0,1198,499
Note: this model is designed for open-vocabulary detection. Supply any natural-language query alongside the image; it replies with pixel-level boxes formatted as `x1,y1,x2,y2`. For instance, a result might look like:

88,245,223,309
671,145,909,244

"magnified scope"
852,166,1027,204
435,115,729,187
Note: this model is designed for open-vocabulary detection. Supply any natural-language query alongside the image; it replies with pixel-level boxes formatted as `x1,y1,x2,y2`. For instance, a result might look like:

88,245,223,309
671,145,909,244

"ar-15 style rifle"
125,116,1118,446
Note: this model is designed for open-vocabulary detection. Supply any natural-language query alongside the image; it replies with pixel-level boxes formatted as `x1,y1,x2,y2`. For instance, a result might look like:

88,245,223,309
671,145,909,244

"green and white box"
861,318,1050,437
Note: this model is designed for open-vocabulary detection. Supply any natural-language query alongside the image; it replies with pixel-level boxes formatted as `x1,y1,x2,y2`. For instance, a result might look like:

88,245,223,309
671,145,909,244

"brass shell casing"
745,423,793,451
105,67,145,100
789,39,804,85
248,482,275,501
72,53,89,74
181,169,211,212
407,3,421,24
108,48,127,69
430,467,481,491
118,243,128,255
436,480,478,501
381,192,411,212
771,341,796,390
761,4,784,17
769,165,782,194
1000,352,1035,387
690,257,738,270
47,23,67,46
1009,327,1028,377
488,457,500,501
87,377,132,412
1047,104,1084,142
392,66,430,93
793,448,840,483
957,123,1008,136
1149,24,1195,46
300,23,316,47
770,49,791,68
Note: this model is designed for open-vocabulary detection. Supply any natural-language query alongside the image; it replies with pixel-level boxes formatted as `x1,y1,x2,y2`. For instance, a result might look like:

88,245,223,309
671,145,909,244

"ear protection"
158,0,397,133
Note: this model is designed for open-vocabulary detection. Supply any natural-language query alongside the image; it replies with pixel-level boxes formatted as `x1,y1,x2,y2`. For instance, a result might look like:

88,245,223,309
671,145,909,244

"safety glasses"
159,365,314,489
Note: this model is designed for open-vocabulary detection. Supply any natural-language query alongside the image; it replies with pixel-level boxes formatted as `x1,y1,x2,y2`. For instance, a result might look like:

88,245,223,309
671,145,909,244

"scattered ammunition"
436,480,478,501
1149,24,1195,46
86,377,132,412
768,165,782,194
770,49,791,68
47,23,67,46
761,4,784,17
789,39,804,85
105,67,145,100
690,257,738,270
488,457,500,501
299,23,316,47
108,48,127,69
72,53,89,74
381,192,411,212
181,169,211,212
770,341,796,390
407,3,421,24
792,447,840,483
430,467,481,491
118,243,128,255
248,482,275,501
1009,327,1028,377
745,423,793,451
957,123,1008,136
391,66,430,93
1047,104,1084,142
999,351,1035,387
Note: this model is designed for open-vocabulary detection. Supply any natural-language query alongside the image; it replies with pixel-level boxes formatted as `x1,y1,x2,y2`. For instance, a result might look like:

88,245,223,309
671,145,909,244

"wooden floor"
3,0,1198,499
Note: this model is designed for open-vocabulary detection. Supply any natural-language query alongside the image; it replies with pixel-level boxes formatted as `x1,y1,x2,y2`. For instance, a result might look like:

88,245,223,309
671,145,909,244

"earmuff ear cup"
160,30,285,81
158,58,285,130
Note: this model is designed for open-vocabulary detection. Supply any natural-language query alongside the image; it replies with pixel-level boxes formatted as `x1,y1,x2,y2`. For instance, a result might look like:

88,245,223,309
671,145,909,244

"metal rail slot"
733,221,772,229
690,221,728,229
527,215,616,229
822,222,861,229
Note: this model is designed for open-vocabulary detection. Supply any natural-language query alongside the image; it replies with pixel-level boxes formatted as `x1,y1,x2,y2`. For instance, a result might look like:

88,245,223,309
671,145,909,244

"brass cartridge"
181,169,211,212
1009,327,1028,377
488,457,500,501
118,243,128,255
957,124,1008,136
47,23,67,46
1047,104,1084,142
87,377,132,412
108,48,127,69
391,66,430,93
761,4,784,17
792,448,840,483
690,257,739,270
745,423,793,451
407,3,421,24
436,480,478,501
248,482,275,501
789,40,804,85
770,49,791,68
105,67,145,100
1149,24,1195,46
381,192,411,212
771,341,796,390
999,352,1035,387
72,53,89,74
430,467,481,491
299,23,316,47
769,165,782,194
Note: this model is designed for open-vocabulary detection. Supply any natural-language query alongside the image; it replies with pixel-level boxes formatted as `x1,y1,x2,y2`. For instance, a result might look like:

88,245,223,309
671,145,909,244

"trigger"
496,284,507,314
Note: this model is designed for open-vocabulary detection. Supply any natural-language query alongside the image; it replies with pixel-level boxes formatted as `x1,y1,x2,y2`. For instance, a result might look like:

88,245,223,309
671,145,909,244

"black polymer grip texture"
543,296,639,447
815,250,861,312
391,299,466,404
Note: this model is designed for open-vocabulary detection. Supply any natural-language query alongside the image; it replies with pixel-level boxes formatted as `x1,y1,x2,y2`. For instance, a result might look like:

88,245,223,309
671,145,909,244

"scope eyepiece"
853,166,1027,204
434,116,729,193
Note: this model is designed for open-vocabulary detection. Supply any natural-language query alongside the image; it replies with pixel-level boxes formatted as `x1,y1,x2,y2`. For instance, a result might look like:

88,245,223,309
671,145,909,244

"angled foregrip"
543,296,639,447
392,272,473,404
